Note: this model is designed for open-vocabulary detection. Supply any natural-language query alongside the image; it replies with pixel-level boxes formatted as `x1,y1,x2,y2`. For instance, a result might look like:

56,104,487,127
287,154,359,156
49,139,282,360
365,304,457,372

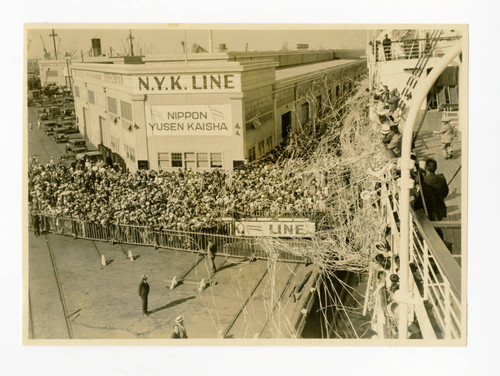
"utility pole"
65,54,72,91
128,30,134,56
49,29,58,59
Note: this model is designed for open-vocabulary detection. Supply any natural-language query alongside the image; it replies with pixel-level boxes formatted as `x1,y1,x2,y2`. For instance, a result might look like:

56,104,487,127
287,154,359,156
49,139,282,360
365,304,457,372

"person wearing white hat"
138,275,150,316
434,117,455,159
171,316,188,339
380,123,391,136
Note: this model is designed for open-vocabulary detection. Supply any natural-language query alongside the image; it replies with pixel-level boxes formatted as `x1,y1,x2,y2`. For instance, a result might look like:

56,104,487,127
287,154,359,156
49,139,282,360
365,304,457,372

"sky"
27,27,368,59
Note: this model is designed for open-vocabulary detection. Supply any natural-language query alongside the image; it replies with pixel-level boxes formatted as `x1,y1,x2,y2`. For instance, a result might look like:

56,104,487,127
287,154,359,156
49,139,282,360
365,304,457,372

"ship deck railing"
368,36,462,63
382,172,462,340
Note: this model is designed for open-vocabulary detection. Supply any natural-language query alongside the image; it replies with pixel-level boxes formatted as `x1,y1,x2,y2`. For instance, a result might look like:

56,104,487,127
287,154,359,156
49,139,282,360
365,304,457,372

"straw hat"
381,123,391,134
175,316,183,324
442,116,452,123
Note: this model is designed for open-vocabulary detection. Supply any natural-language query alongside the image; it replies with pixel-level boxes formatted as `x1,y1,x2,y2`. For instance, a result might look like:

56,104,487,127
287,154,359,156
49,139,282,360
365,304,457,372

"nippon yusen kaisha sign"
146,105,232,136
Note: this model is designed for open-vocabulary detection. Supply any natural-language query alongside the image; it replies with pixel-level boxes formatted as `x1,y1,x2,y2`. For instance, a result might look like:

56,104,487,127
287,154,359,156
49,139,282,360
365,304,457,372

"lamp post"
397,41,463,340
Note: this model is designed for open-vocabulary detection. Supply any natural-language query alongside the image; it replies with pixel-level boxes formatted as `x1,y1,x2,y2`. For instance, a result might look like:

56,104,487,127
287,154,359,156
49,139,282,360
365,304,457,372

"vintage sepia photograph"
23,23,467,344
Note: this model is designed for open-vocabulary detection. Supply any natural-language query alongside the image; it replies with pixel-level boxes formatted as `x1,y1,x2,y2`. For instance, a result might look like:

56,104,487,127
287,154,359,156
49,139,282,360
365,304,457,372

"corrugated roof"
275,59,358,81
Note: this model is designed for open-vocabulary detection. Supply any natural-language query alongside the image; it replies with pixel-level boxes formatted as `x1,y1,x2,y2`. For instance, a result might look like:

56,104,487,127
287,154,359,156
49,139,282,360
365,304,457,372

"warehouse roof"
275,59,360,81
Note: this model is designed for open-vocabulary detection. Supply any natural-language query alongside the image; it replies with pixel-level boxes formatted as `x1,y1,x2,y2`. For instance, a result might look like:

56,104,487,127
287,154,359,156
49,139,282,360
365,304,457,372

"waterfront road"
27,106,93,165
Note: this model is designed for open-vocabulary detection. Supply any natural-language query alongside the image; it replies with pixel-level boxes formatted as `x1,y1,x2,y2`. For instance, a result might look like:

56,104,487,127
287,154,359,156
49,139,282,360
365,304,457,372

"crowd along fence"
29,213,307,263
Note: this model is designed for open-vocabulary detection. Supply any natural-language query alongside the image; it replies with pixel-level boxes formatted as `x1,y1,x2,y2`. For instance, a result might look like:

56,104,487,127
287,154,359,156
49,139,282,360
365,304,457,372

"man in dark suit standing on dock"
207,240,217,274
138,275,150,316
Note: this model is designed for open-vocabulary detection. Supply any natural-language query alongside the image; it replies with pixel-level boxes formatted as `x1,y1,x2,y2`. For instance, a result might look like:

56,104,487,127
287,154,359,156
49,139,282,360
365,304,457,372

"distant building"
27,59,40,79
71,51,366,172
39,59,73,88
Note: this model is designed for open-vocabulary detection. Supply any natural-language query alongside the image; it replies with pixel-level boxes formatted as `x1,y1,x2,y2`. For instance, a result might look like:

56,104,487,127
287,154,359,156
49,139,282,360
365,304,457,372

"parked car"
66,139,87,153
43,120,57,135
53,128,69,143
62,120,78,133
59,153,77,168
76,151,104,163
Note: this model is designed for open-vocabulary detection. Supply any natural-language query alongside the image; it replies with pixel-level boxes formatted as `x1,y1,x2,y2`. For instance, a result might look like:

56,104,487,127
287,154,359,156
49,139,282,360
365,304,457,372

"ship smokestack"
91,38,102,57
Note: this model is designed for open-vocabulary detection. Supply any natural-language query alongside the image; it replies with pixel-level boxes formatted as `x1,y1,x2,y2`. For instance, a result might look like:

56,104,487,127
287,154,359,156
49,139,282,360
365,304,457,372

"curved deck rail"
379,172,462,340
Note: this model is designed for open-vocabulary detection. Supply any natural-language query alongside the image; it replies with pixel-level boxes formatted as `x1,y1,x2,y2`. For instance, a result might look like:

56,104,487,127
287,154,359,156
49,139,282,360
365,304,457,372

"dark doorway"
281,111,292,140
82,107,88,138
98,116,106,144
111,152,127,172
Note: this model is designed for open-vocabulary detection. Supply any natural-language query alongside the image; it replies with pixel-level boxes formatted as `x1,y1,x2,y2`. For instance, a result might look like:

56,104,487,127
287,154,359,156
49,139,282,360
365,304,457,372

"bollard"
128,250,134,261
198,278,206,292
170,276,178,290
101,254,106,267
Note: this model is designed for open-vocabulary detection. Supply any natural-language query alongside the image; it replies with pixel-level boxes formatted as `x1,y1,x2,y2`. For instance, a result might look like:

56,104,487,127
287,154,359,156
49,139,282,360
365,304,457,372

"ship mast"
127,30,134,56
49,29,58,59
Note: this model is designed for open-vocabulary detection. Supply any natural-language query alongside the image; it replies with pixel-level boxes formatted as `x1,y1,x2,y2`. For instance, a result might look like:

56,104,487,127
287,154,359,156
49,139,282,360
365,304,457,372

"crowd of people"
368,84,403,157
368,83,453,239
28,153,334,231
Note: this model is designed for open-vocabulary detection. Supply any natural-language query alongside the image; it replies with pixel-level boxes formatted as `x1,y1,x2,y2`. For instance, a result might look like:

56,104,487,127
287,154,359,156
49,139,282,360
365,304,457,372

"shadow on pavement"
149,296,196,314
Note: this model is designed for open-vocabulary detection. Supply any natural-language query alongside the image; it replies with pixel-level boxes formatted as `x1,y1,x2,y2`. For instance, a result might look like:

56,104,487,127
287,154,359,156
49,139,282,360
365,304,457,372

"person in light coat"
434,117,455,159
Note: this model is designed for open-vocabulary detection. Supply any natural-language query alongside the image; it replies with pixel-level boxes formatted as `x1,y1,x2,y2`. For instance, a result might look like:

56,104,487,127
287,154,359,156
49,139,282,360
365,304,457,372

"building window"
121,101,133,121
47,70,58,77
210,153,222,168
158,153,170,170
74,86,80,98
108,97,117,115
124,144,135,162
258,140,265,157
171,153,183,168
158,152,222,170
197,153,208,168
185,152,196,170
248,146,256,163
110,135,119,152
88,90,95,104
266,136,273,152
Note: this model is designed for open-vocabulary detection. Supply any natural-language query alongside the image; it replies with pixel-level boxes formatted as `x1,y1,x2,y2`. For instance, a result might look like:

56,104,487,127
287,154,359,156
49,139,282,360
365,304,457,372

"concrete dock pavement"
28,231,313,339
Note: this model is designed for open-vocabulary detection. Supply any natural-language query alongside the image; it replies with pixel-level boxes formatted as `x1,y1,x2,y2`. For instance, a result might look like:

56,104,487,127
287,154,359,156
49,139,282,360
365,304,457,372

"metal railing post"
423,243,430,300
444,280,452,339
